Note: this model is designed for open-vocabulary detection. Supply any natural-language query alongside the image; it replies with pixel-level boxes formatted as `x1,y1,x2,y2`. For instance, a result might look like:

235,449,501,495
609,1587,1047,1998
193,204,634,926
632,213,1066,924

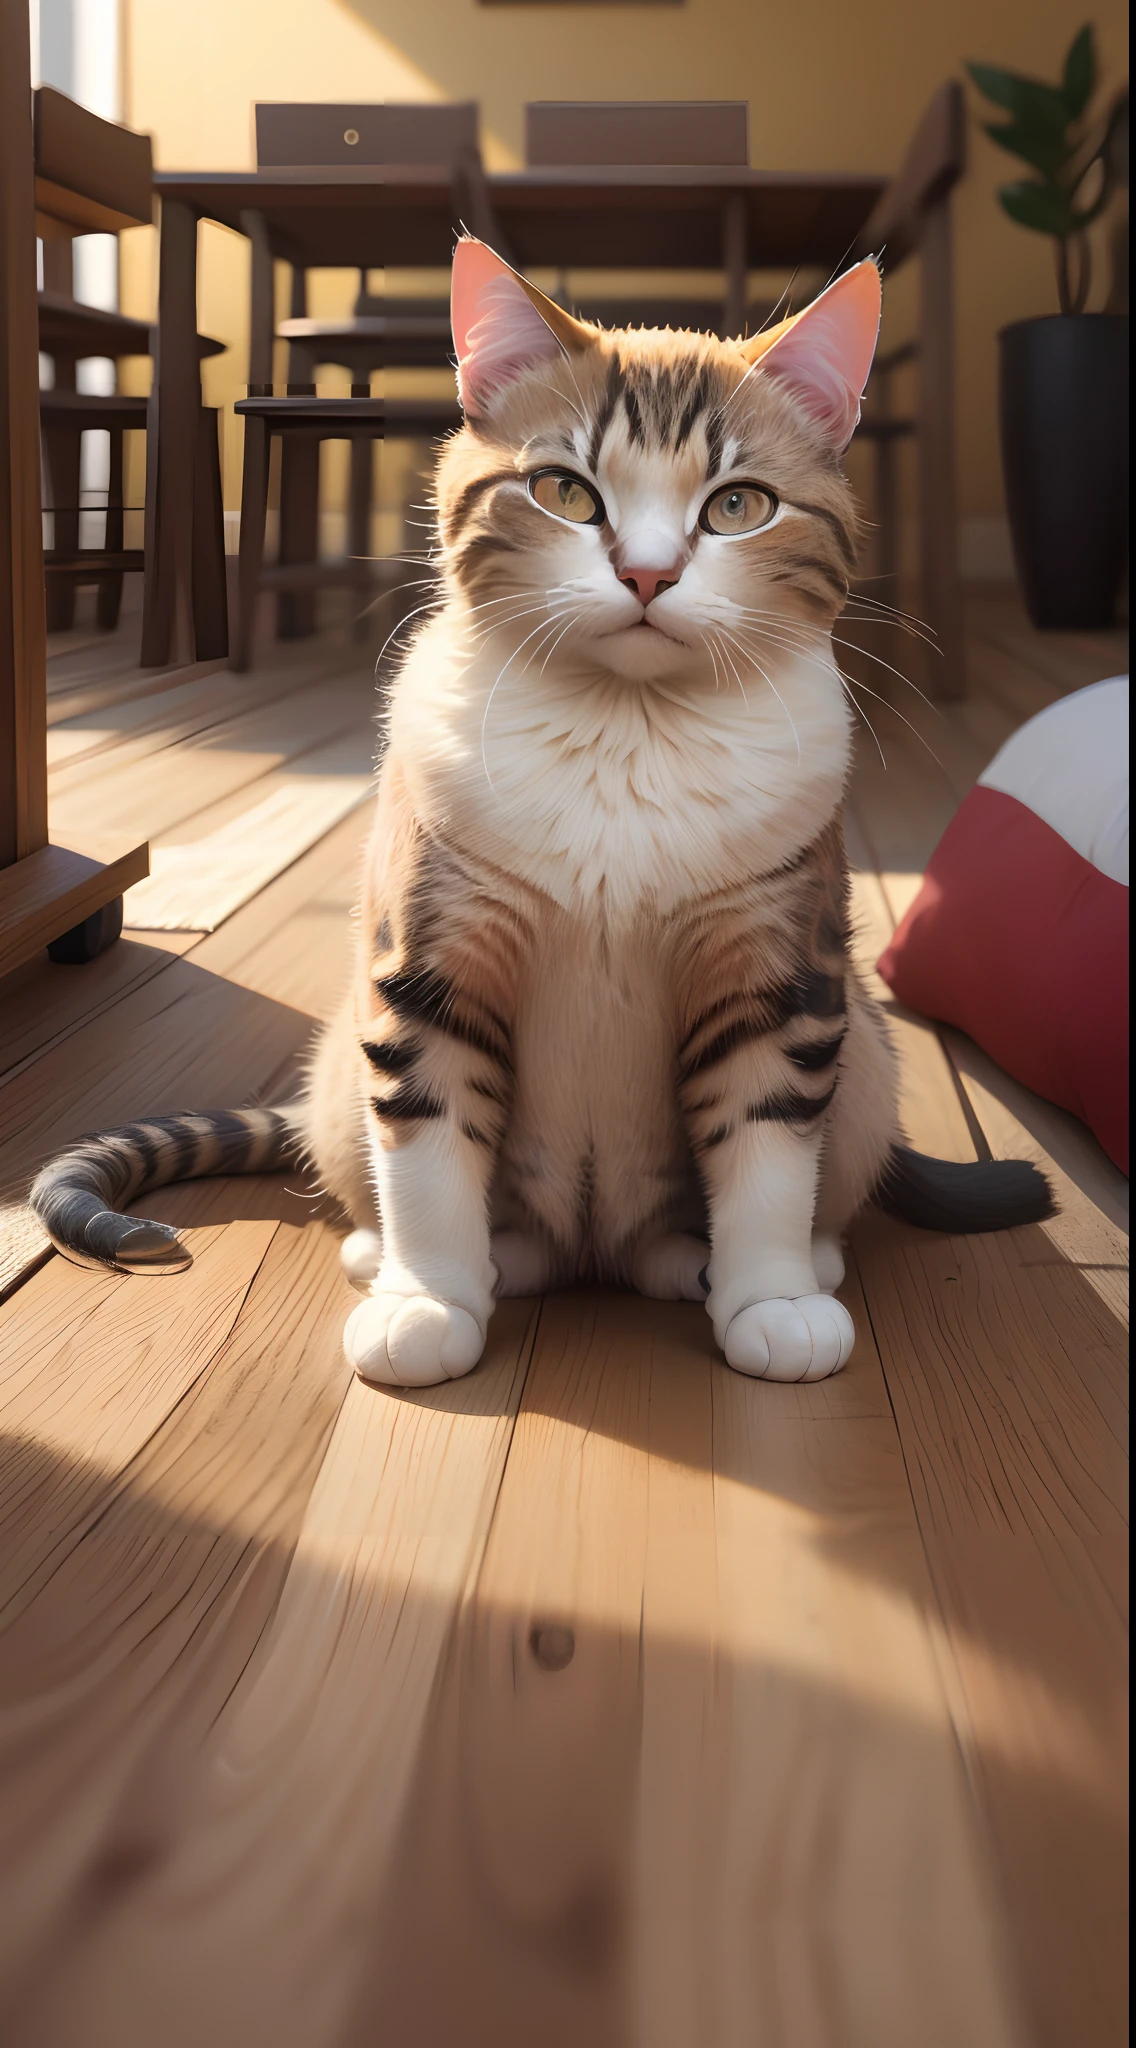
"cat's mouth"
620,616,682,642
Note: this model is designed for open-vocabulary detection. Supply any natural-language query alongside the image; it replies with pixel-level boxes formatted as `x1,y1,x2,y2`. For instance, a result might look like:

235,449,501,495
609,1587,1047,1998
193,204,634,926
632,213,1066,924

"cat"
30,238,1052,1387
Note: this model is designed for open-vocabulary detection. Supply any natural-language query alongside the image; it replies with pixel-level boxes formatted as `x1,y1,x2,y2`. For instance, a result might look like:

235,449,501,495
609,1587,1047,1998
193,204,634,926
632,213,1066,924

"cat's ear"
739,259,882,450
451,237,597,416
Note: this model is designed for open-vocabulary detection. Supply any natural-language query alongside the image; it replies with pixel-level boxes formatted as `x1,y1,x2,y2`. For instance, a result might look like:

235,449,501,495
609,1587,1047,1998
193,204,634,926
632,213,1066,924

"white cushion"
978,675,1129,887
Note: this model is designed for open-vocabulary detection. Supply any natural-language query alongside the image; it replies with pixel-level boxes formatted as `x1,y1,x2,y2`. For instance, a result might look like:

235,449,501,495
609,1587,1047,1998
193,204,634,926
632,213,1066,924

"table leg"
723,193,748,338
192,407,230,660
141,196,201,668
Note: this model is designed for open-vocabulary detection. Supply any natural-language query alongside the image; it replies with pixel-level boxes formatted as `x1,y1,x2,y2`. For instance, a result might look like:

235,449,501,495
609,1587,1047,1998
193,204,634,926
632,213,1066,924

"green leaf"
967,61,1028,112
967,63,1072,143
984,118,1071,178
1061,24,1096,119
998,178,1077,237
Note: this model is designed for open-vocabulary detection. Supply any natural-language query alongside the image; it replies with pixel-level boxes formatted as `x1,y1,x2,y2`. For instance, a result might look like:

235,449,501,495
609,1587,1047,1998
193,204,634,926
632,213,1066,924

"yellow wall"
117,0,1129,541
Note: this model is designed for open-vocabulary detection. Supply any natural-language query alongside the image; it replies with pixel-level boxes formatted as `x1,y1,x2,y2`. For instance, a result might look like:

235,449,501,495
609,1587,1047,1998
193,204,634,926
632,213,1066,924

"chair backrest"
255,102,480,169
525,102,749,168
33,86,153,229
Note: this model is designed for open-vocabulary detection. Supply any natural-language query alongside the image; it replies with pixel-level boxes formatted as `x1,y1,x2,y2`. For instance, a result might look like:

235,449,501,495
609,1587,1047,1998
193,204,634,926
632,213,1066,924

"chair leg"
277,433,320,639
192,407,230,661
232,413,271,672
96,426,126,631
43,420,81,632
347,428,375,641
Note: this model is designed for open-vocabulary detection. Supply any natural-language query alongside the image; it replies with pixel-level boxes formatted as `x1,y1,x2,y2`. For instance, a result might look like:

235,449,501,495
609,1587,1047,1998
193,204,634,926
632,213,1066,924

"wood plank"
19,1299,538,2048
0,1219,355,2022
352,1291,1023,2048
0,931,195,1086
0,803,373,1299
851,1207,1128,2048
47,673,374,847
0,961,312,1297
0,837,150,978
942,1027,1128,1326
0,802,371,1087
122,762,372,933
846,806,977,1162
45,646,360,772
186,802,371,1008
0,1220,276,1622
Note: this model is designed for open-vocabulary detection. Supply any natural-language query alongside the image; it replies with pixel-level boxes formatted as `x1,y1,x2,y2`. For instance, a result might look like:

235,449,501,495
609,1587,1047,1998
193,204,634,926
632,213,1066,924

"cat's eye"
699,482,779,536
528,469,606,527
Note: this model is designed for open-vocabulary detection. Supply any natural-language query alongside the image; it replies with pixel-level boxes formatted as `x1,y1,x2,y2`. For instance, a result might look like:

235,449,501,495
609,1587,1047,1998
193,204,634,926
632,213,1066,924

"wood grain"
19,1301,539,2048
47,673,373,847
351,1292,1024,2048
0,806,372,1299
123,768,371,932
0,931,196,1086
851,1208,1127,2048
0,1219,355,2027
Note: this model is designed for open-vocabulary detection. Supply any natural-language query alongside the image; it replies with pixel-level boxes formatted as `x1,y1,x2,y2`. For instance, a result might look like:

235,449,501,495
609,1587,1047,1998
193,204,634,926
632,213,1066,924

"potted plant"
968,25,1129,628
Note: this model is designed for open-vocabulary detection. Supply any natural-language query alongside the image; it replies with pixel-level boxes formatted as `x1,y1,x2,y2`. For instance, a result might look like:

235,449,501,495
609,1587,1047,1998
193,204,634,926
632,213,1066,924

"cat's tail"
874,1142,1055,1233
29,1105,304,1274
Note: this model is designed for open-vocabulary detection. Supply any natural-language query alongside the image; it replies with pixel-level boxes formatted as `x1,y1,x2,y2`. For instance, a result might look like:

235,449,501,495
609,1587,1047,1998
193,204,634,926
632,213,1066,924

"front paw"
723,1294,854,1382
344,1292,486,1387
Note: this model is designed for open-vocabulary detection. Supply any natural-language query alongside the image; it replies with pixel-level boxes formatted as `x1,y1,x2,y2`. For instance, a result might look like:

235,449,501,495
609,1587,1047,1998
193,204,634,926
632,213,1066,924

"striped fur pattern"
303,246,900,1386
30,1108,298,1271
29,245,1049,1382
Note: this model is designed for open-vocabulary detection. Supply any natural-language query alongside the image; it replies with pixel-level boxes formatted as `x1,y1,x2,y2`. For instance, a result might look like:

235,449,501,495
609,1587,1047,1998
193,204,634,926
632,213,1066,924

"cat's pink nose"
618,563,680,607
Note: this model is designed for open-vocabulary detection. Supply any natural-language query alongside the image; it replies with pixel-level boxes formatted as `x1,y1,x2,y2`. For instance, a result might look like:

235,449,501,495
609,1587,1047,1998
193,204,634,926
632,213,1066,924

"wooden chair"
231,192,462,672
254,103,506,640
38,289,228,634
33,87,229,655
1,14,148,973
853,82,967,696
524,101,753,335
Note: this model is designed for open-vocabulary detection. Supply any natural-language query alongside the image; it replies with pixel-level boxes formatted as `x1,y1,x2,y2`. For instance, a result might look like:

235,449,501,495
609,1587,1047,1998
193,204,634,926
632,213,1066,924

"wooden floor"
0,586,1127,2048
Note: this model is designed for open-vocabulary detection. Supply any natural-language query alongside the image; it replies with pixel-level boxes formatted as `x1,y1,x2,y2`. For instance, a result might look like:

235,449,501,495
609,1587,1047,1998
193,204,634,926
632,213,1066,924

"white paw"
723,1294,855,1382
811,1234,846,1295
343,1292,485,1387
340,1228,383,1290
631,1232,710,1302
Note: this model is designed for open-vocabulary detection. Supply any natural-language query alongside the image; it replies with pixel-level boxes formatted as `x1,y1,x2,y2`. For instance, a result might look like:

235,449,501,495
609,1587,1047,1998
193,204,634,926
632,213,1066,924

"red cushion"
877,783,1129,1173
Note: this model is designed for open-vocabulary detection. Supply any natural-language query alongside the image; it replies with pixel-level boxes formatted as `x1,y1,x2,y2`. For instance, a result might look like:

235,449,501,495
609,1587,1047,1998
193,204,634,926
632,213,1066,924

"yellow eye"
529,469,605,526
699,483,779,536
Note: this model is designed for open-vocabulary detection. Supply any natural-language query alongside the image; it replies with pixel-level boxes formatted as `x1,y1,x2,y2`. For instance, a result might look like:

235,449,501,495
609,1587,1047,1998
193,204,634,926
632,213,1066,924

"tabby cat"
31,239,1050,1386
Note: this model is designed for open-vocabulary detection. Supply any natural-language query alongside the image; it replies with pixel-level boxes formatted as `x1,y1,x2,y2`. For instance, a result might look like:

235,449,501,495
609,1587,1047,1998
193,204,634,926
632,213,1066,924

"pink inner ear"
451,238,563,413
760,260,881,449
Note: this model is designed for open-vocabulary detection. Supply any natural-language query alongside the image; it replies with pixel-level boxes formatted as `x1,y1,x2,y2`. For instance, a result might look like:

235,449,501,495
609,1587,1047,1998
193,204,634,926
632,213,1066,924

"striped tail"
875,1142,1055,1233
29,1106,302,1274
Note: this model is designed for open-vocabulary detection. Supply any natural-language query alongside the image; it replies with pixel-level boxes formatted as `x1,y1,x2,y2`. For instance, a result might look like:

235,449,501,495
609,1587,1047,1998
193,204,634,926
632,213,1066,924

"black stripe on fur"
875,1144,1056,1233
29,1106,299,1273
745,1080,838,1126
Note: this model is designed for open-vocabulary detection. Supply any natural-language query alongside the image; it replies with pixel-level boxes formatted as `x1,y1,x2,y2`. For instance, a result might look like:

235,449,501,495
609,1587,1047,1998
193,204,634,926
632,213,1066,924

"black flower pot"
998,314,1129,629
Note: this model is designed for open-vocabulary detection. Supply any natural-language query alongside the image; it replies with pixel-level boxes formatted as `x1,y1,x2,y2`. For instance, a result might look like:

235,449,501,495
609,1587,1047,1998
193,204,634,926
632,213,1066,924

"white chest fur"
390,617,852,918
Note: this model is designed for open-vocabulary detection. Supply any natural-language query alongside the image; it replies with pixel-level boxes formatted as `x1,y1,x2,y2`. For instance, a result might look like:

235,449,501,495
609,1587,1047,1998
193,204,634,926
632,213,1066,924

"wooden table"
145,161,887,666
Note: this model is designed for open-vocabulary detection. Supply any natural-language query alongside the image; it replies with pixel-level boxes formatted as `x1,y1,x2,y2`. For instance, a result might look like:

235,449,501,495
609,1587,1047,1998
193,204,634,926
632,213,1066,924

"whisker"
837,669,943,765
718,625,805,759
